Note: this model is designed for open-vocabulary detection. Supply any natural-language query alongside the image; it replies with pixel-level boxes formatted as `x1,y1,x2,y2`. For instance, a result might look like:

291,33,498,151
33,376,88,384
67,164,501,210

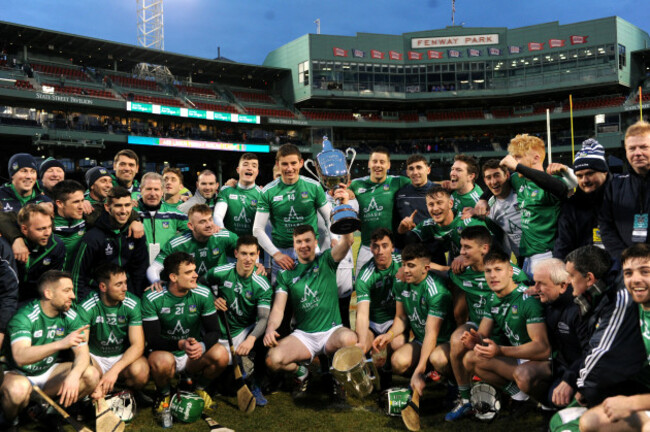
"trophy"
304,136,361,235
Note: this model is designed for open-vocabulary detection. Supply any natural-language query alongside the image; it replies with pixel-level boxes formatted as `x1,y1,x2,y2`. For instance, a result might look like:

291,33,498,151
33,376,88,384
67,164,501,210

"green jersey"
449,264,529,325
452,184,483,215
258,176,328,249
637,305,650,388
485,284,545,347
204,263,272,337
134,201,188,247
355,255,402,325
394,274,454,344
6,300,84,375
412,215,488,258
53,215,86,270
77,292,142,357
216,184,263,236
276,249,340,333
155,229,238,277
141,285,216,356
350,175,411,246
511,174,561,257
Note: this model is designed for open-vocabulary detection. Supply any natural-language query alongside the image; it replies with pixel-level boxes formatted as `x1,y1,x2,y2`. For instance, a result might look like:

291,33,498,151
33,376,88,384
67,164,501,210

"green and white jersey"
637,306,650,389
53,215,86,270
485,284,545,347
393,274,455,344
216,184,263,236
451,184,483,215
77,292,142,358
204,263,272,337
257,176,328,249
155,229,238,277
6,300,84,375
276,249,340,333
141,285,216,357
350,175,411,246
449,264,529,325
412,215,488,258
134,201,188,248
355,255,402,325
511,174,561,257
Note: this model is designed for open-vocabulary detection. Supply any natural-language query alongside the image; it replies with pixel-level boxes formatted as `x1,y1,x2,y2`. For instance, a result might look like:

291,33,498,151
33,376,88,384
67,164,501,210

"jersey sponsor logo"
3,203,13,212
473,296,486,311
504,321,520,343
105,243,114,256
198,261,208,275
642,323,650,341
301,191,308,199
231,298,243,316
161,307,171,314
43,258,51,266
33,330,43,338
234,282,244,294
234,208,251,223
169,320,190,337
410,308,425,327
283,206,304,223
273,195,283,202
102,331,124,347
363,197,384,213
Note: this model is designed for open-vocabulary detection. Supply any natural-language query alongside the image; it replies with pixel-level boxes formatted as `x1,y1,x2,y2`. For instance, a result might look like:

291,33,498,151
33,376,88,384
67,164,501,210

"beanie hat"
85,166,112,188
38,157,65,179
8,153,37,177
573,138,608,173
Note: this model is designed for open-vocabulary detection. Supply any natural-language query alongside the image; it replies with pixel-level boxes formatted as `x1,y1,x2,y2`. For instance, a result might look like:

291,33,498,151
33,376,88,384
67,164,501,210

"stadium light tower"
134,0,173,82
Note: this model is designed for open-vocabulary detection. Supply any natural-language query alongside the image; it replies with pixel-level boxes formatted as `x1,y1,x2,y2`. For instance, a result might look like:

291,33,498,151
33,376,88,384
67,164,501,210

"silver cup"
304,136,361,235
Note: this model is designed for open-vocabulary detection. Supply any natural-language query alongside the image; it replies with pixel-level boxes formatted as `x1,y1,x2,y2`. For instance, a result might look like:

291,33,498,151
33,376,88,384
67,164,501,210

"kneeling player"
0,271,99,429
77,264,149,399
205,235,272,406
142,252,229,413
461,249,550,413
263,222,357,399
373,243,455,397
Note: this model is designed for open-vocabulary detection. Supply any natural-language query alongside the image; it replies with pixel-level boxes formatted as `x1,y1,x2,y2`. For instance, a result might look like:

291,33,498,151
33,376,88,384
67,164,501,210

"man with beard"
85,166,113,206
546,139,610,259
444,154,483,215
112,149,141,201
0,271,98,430
178,170,220,214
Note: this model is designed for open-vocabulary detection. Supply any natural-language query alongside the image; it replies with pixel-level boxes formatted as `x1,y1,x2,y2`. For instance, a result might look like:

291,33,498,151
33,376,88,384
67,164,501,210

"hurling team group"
2,120,650,431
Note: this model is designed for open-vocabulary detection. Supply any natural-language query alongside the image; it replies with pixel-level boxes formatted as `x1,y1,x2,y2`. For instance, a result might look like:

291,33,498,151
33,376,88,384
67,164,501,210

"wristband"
387,330,395,341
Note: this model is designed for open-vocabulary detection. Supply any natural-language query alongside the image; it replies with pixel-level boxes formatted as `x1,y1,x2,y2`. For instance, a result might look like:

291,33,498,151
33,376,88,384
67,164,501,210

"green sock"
295,365,309,380
503,381,520,396
459,385,471,401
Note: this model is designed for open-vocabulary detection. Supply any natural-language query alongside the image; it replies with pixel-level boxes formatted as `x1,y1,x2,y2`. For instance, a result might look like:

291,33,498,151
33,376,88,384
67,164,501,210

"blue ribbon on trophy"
304,136,361,235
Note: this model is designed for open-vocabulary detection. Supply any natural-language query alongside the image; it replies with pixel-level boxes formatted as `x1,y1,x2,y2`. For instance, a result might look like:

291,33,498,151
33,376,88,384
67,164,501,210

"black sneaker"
291,370,310,400
379,368,393,390
328,374,346,403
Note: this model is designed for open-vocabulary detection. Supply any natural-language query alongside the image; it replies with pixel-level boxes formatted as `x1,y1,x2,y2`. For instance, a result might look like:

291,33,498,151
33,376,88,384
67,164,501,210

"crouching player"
373,243,455,398
461,249,550,412
264,218,357,400
142,252,229,413
204,235,272,406
77,264,149,399
0,271,99,430
579,244,650,432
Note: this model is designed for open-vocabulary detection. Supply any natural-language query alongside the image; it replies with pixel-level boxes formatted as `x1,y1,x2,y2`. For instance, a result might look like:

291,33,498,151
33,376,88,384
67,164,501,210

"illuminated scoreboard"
127,136,270,153
126,101,260,124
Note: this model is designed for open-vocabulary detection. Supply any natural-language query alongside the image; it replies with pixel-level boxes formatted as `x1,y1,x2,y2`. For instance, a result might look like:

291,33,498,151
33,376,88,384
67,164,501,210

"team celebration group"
1,120,650,431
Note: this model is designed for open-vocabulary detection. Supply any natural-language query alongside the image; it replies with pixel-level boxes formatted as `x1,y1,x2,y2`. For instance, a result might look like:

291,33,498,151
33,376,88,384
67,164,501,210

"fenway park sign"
411,34,499,49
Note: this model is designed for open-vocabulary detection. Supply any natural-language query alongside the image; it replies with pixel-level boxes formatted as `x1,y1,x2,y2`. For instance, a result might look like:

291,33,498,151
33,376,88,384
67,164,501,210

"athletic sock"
511,390,530,401
295,364,309,381
502,381,526,398
458,385,471,402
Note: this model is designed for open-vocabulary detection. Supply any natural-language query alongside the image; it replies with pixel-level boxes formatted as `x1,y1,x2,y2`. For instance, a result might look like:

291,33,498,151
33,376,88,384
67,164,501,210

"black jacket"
575,270,646,407
0,183,52,213
554,175,610,260
71,211,149,300
599,169,650,259
17,235,66,302
0,236,19,334
545,286,589,389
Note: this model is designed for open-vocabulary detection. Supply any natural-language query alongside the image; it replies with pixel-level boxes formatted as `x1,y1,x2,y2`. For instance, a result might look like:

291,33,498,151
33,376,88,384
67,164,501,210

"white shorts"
174,353,189,373
291,325,342,361
218,325,254,365
355,245,373,278
90,353,124,375
19,363,60,389
337,266,353,298
369,320,393,335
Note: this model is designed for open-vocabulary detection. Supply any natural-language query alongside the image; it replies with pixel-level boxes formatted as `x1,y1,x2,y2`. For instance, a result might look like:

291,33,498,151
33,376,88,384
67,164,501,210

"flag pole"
570,95,575,161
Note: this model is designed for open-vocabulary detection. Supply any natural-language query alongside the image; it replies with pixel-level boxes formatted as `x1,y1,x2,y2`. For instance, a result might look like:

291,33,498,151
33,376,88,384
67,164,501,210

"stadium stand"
109,74,158,91
426,109,485,121
231,90,275,104
302,109,355,121
124,93,185,107
31,62,91,81
244,107,295,118
175,84,218,98
191,101,239,113
50,85,115,99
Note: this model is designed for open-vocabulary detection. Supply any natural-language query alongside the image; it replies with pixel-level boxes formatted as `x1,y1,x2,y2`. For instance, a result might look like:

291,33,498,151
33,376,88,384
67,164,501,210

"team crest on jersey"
56,327,65,337
118,315,126,324
128,242,134,250
245,290,253,300
301,191,308,199
420,296,426,306
34,330,43,338
511,305,519,315
189,304,197,313
212,247,220,255
313,265,319,273
531,190,539,197
105,243,114,256
43,258,51,266
78,229,85,236
162,221,170,229
383,184,390,191
251,199,258,207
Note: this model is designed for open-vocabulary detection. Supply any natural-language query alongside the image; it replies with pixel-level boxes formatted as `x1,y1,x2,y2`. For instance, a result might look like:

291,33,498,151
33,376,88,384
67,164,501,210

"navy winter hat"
38,157,65,178
8,153,37,177
573,138,608,173
85,166,112,188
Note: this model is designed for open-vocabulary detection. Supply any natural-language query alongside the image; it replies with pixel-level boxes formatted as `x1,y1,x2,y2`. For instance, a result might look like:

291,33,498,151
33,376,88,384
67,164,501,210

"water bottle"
161,402,173,428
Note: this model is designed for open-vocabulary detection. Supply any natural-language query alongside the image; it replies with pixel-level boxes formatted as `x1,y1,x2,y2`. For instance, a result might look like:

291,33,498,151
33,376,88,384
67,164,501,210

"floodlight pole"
452,0,455,26
315,19,321,35
136,0,165,50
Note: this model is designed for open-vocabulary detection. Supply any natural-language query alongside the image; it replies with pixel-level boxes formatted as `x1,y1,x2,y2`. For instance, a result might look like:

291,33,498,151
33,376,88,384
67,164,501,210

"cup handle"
346,148,357,173
303,159,319,181
365,358,381,390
